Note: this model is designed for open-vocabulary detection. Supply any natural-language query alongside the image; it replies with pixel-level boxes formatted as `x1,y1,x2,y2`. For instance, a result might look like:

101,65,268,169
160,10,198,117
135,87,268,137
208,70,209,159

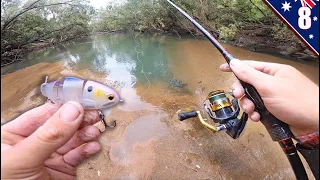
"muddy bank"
232,26,318,62
1,42,53,67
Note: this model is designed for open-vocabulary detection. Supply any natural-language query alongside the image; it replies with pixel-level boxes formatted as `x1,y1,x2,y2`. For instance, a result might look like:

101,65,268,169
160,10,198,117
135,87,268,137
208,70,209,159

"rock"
168,78,187,88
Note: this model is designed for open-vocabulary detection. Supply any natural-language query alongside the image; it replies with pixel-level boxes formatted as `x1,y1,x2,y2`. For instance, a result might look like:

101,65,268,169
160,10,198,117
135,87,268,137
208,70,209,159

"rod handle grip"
242,82,293,141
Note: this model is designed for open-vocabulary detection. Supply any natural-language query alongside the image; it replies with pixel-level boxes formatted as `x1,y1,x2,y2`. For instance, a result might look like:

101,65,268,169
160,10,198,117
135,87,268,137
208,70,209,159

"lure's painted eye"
87,86,93,92
108,94,114,100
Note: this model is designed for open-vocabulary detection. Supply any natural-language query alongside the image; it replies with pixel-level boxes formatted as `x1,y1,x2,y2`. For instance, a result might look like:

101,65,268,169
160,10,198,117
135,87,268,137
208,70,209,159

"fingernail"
85,126,100,139
230,59,241,67
219,64,227,69
60,103,81,122
85,142,101,154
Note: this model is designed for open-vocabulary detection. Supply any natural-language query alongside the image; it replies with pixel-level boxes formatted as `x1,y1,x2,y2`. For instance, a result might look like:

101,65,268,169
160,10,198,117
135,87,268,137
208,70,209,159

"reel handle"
178,110,198,121
241,81,293,141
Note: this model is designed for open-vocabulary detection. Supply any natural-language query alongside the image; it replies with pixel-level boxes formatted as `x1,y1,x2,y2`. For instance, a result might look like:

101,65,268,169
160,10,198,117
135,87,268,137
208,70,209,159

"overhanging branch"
1,0,74,31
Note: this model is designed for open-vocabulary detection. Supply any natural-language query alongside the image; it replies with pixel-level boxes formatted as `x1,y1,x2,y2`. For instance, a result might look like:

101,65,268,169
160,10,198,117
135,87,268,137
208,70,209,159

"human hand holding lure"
166,0,310,179
41,76,123,130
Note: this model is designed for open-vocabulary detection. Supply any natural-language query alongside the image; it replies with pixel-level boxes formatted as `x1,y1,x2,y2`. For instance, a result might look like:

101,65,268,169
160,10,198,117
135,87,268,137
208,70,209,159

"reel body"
178,90,248,139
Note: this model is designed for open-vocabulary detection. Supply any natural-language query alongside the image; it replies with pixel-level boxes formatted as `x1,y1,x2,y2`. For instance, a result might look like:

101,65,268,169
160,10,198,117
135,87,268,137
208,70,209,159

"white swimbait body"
41,76,122,128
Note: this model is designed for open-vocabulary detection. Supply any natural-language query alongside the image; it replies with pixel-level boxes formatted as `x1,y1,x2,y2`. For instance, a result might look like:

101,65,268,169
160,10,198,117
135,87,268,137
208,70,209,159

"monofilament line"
133,11,151,97
164,2,216,61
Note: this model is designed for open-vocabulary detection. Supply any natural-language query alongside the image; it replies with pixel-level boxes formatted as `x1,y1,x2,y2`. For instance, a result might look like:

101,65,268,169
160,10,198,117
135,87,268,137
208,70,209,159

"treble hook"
98,110,116,133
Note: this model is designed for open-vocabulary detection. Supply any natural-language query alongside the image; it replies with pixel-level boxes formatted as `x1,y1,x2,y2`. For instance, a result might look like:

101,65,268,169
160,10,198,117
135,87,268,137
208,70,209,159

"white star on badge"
313,16,318,21
309,34,314,39
282,1,292,12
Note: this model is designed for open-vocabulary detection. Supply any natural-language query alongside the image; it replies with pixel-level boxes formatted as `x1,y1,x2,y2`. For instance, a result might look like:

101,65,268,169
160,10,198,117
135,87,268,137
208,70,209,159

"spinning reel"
178,90,248,139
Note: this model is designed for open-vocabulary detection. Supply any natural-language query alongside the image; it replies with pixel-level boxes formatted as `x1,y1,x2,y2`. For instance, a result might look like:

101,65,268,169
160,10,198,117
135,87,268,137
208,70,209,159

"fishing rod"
166,0,308,179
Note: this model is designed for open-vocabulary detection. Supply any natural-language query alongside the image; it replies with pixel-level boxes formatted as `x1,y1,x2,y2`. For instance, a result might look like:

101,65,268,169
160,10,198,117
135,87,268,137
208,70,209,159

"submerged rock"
168,78,187,88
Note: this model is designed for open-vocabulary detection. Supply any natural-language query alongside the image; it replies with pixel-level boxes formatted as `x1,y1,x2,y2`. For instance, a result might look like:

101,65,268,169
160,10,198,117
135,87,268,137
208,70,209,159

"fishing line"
164,2,216,61
174,29,181,39
133,10,151,97
160,2,213,107
152,0,181,38
150,1,177,85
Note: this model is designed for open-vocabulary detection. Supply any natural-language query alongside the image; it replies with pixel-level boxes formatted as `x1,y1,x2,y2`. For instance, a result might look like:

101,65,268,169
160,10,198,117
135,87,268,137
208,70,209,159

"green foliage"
219,24,237,41
1,0,95,56
91,0,177,32
90,0,288,42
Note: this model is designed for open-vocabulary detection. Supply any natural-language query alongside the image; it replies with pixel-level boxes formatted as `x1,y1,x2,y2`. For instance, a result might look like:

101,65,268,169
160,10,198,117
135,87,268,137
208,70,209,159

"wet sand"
1,40,318,179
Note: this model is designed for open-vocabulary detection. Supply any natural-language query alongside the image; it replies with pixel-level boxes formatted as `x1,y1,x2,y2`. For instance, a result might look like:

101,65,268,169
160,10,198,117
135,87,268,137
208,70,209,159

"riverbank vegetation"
1,0,317,66
92,0,273,38
1,0,94,66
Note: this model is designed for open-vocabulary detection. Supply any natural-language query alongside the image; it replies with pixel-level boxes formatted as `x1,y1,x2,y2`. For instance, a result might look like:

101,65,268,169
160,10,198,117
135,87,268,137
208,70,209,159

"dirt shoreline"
2,62,316,179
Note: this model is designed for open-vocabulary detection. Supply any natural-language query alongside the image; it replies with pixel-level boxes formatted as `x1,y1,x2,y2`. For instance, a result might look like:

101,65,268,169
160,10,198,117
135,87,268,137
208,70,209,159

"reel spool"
178,90,248,139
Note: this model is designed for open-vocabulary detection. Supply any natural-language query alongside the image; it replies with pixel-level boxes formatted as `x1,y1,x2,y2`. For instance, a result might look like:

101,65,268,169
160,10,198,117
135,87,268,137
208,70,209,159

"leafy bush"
219,24,238,41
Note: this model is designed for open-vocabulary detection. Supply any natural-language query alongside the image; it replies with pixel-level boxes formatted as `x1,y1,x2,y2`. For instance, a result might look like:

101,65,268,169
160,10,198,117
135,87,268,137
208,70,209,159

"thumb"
230,59,272,89
14,101,84,164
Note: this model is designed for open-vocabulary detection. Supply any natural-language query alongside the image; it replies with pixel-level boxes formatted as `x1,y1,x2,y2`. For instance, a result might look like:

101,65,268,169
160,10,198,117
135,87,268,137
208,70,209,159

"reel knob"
178,110,198,121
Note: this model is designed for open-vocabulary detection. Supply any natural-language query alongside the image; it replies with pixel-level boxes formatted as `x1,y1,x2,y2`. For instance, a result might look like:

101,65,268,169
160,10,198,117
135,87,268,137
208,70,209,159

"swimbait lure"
40,76,122,128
